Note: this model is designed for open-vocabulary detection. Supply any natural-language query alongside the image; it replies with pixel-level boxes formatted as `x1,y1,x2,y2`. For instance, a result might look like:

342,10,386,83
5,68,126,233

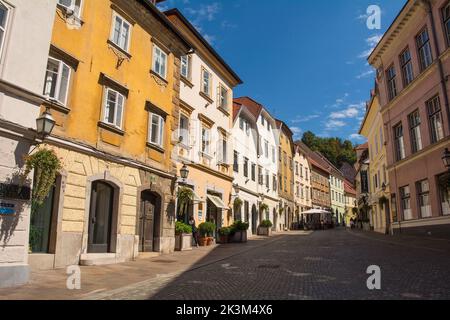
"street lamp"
180,163,189,183
442,148,450,170
36,107,55,137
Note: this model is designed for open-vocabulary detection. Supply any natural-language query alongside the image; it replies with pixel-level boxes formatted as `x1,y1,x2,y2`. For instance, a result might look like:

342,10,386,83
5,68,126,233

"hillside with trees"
301,131,358,168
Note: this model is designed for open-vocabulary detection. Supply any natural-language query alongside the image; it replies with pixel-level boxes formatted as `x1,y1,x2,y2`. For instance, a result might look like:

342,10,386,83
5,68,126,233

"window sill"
199,91,214,105
218,106,230,116
147,142,165,153
199,151,213,160
150,69,169,85
181,76,194,88
107,39,132,60
98,121,125,136
56,4,85,26
44,98,70,114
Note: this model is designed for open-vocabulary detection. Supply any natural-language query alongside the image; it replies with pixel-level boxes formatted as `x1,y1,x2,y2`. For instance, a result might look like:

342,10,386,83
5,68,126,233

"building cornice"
0,78,46,106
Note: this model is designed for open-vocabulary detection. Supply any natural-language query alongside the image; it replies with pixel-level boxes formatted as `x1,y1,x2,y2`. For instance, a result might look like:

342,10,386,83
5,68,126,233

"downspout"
425,0,450,131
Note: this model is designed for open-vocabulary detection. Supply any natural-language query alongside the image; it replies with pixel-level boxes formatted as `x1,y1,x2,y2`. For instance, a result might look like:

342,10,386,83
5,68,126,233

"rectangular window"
394,124,406,161
103,88,125,128
218,135,227,164
179,113,189,146
379,127,384,149
180,55,191,79
44,57,71,105
265,170,270,189
438,174,450,215
408,110,423,153
201,67,212,96
233,151,239,173
443,2,450,46
272,146,276,163
243,158,249,178
386,65,397,101
0,1,9,57
273,175,277,192
258,166,263,185
218,84,229,111
152,45,167,79
400,186,412,220
416,28,433,71
261,116,265,126
427,96,444,143
251,163,256,182
400,48,414,87
264,140,269,158
417,180,431,218
58,0,83,17
111,12,131,52
148,113,164,147
201,127,210,155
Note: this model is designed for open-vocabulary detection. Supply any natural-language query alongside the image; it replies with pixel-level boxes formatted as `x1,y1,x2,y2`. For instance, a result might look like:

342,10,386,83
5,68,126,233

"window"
272,146,276,163
379,127,384,149
180,55,191,79
233,151,239,173
103,88,125,128
265,170,270,189
438,174,450,215
305,169,309,181
44,57,71,105
110,12,131,52
201,67,212,96
417,180,431,218
264,140,269,158
201,127,210,155
152,45,167,79
243,158,249,178
416,28,433,71
394,124,406,161
400,48,414,87
386,65,397,101
284,176,287,192
261,116,265,126
251,163,256,182
427,96,444,143
148,113,164,147
306,187,310,201
400,186,412,220
218,84,229,111
0,1,8,57
273,175,277,192
442,2,450,46
58,0,83,17
408,110,423,153
258,166,263,185
218,135,227,164
179,113,189,146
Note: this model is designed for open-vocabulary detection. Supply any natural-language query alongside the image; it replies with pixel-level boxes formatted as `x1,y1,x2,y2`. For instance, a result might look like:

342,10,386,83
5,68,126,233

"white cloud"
349,134,366,142
185,3,221,22
290,127,303,139
366,34,382,47
356,69,374,79
330,107,360,119
325,120,346,130
291,114,320,124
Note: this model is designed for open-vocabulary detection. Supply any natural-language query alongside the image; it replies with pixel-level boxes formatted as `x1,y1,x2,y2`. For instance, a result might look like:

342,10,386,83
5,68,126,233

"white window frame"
148,113,165,147
0,1,10,60
102,87,125,129
44,57,72,106
57,0,83,18
110,11,132,52
178,112,189,146
152,44,167,79
218,83,229,111
180,55,191,80
201,126,211,155
201,67,212,97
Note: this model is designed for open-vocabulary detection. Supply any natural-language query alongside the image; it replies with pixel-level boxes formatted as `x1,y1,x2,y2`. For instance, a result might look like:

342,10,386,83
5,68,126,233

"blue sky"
158,0,406,144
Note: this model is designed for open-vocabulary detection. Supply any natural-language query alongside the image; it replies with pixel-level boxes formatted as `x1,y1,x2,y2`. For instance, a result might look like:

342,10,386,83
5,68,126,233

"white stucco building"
294,142,312,223
233,97,280,234
0,0,57,288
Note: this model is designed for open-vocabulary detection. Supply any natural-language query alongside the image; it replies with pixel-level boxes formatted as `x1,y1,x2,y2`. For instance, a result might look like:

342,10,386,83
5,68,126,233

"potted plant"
229,220,249,243
218,227,231,244
258,220,273,236
177,187,194,223
198,222,216,246
175,221,193,251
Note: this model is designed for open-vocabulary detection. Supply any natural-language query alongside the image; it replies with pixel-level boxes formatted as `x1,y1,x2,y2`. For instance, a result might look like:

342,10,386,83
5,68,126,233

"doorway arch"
251,204,258,235
138,190,162,253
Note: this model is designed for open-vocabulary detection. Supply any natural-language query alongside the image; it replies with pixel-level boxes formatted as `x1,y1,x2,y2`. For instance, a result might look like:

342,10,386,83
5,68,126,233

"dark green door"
29,185,55,253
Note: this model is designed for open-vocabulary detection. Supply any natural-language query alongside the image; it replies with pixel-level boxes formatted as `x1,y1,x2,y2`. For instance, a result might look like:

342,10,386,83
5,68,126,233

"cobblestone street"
2,229,450,300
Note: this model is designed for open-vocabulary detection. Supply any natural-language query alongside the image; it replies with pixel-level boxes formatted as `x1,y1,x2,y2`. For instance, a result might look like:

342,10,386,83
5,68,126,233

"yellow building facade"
29,0,191,269
360,92,391,234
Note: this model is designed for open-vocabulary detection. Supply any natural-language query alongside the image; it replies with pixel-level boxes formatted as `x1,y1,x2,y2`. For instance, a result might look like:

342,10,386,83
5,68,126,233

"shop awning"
193,192,204,203
207,195,229,210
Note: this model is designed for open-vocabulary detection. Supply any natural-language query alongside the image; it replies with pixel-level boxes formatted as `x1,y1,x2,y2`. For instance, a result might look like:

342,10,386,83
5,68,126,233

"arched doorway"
251,204,258,235
139,190,162,252
88,181,115,253
244,201,249,223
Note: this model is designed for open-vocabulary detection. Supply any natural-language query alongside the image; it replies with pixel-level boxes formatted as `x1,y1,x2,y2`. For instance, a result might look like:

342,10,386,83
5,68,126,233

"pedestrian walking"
189,216,199,247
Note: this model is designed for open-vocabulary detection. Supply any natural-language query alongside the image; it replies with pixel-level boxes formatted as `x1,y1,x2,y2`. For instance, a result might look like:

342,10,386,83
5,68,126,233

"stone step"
80,253,123,266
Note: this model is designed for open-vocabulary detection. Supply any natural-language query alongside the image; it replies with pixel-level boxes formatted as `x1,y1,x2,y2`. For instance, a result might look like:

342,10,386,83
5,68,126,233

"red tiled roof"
355,142,368,150
234,97,263,119
232,102,241,121
308,156,330,174
344,179,356,195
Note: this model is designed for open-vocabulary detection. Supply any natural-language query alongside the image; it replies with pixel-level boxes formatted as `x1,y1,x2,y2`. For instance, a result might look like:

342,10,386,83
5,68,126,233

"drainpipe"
425,0,450,131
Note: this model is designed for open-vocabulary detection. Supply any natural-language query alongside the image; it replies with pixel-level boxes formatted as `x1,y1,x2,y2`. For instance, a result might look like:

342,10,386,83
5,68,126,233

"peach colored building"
369,0,450,237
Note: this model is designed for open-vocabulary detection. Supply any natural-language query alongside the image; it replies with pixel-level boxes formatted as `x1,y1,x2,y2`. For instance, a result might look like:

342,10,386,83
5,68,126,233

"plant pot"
206,237,215,246
257,227,272,237
175,233,193,251
218,235,229,244
230,230,247,243
199,237,208,247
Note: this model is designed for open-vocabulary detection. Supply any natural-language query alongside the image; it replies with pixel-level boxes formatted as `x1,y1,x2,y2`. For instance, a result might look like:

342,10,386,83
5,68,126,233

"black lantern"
36,107,55,137
442,148,450,170
180,163,189,181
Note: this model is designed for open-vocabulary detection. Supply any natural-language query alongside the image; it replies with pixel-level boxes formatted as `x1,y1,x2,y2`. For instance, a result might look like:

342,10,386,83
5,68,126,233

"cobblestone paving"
142,229,450,300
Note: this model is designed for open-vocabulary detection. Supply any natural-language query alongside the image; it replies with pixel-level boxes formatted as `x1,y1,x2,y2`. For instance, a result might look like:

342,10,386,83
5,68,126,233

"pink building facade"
369,0,450,237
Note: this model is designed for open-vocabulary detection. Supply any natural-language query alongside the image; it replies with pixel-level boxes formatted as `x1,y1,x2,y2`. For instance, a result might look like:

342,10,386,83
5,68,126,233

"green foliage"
260,220,273,228
260,203,269,212
234,197,243,209
198,222,216,237
218,227,232,236
175,221,192,235
177,187,194,222
230,220,249,232
301,131,357,167
24,148,62,208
